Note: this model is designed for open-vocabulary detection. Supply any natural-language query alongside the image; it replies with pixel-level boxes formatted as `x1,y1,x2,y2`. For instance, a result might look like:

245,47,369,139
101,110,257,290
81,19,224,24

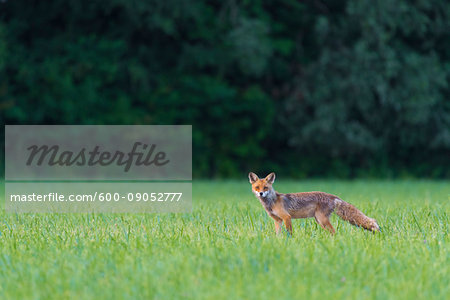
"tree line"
1,0,449,178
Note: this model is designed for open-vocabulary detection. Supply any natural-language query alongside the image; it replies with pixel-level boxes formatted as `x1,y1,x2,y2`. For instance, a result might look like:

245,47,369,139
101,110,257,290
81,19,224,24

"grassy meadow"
0,180,449,299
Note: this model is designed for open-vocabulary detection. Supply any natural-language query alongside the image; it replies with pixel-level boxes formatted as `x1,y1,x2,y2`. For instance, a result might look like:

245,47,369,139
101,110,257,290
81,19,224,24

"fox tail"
334,199,380,232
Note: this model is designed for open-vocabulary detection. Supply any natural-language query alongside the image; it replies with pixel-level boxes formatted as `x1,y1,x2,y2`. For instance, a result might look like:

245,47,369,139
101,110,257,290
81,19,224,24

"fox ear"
248,172,259,184
265,172,276,184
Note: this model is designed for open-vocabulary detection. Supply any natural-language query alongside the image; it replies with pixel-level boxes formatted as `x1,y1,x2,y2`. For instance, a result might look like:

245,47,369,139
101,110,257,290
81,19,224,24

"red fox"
249,172,380,235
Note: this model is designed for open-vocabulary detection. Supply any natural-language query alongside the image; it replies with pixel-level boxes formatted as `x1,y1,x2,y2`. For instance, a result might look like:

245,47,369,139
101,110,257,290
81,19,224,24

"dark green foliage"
1,0,449,178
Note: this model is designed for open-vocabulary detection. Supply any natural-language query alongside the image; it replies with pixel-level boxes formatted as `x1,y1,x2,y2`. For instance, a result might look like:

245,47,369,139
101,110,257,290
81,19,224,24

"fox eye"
264,187,268,190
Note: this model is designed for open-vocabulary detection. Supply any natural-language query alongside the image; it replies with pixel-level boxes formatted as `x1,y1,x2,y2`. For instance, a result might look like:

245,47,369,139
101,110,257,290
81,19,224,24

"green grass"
0,180,449,299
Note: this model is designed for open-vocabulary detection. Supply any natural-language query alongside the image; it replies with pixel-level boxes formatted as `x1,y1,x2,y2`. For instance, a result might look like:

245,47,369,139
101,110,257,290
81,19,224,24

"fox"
249,172,380,235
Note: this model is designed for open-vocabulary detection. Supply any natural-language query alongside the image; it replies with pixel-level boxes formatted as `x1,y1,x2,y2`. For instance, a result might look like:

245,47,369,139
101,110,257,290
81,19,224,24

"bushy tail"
334,199,380,232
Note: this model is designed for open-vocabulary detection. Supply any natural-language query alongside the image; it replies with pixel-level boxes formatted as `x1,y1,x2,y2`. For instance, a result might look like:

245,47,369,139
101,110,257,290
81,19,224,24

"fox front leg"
283,216,293,235
272,216,283,235
275,209,293,235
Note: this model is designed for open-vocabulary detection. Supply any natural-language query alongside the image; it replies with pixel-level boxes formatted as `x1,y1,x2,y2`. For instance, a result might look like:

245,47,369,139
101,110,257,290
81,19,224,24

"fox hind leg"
314,211,336,234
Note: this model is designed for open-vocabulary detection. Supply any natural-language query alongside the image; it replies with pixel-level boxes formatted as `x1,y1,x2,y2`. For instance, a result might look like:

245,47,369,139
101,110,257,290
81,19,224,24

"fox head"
248,172,276,198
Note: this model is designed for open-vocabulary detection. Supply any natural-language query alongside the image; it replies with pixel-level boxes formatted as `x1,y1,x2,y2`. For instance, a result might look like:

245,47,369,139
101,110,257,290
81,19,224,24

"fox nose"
259,192,263,196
